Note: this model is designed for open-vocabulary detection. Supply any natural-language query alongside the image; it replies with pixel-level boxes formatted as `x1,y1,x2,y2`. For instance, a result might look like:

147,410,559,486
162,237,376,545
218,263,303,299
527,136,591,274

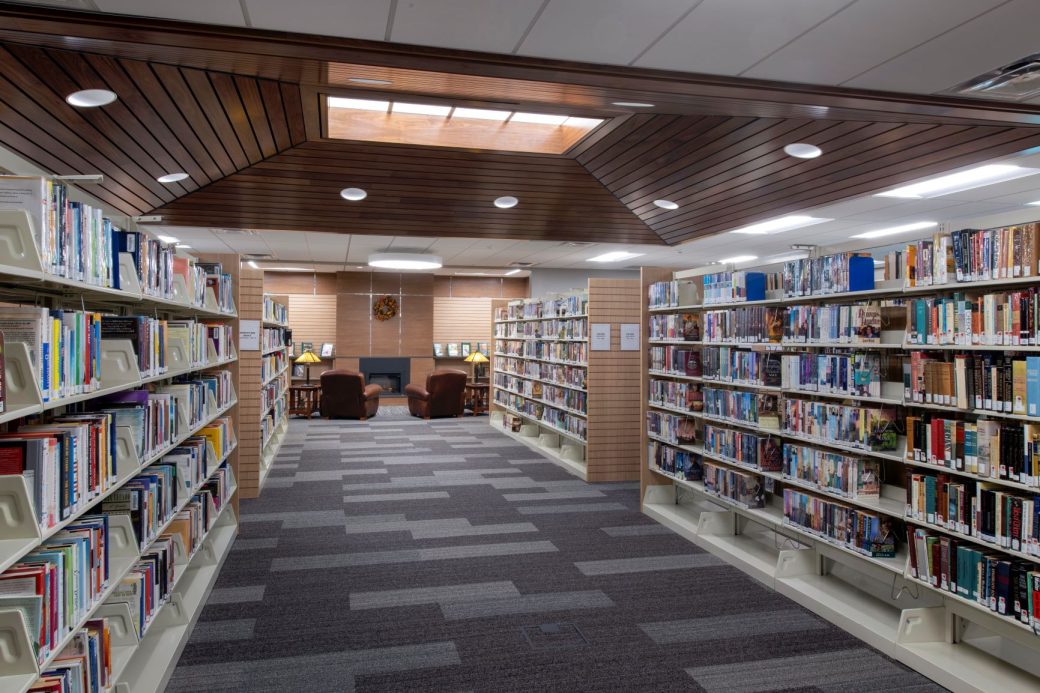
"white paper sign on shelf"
590,323,611,351
620,323,640,351
239,319,261,351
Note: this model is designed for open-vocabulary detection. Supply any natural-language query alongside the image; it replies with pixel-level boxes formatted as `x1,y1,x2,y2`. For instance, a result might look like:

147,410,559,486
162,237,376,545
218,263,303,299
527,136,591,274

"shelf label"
590,323,611,351
239,319,261,351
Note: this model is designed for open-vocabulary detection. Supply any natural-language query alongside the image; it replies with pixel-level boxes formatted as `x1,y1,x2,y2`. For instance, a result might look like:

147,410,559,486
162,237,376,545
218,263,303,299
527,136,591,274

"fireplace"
360,357,410,395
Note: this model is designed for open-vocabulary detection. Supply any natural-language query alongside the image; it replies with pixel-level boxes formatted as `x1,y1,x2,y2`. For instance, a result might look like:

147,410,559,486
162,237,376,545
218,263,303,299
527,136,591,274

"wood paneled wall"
587,278,642,482
433,276,528,365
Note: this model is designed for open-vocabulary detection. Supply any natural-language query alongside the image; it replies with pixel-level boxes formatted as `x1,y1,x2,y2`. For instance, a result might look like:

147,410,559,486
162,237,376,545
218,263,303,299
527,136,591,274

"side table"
464,382,490,416
289,383,321,418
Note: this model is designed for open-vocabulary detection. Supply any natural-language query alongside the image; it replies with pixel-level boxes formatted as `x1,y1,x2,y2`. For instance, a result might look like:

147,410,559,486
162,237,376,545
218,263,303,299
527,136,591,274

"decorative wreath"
373,295,398,321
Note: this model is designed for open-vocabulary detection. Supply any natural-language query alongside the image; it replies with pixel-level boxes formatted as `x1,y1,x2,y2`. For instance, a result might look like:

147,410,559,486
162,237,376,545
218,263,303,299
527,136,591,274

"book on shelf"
905,352,1040,416
783,488,895,558
649,440,702,480
700,270,775,305
782,399,899,452
782,252,874,297
906,287,1040,346
906,225,1040,287
447,343,459,358
101,315,168,378
28,616,112,692
703,461,765,508
783,443,880,499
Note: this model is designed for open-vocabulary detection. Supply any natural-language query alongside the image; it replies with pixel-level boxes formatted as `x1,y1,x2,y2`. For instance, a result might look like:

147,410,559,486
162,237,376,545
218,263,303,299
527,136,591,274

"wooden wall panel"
334,271,434,360
337,293,371,356
586,278,642,482
433,276,529,298
263,271,337,295
286,294,337,379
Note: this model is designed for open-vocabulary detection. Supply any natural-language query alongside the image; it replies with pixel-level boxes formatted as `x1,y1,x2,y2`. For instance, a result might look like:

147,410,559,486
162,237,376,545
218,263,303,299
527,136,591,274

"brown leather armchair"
405,369,467,419
319,370,381,420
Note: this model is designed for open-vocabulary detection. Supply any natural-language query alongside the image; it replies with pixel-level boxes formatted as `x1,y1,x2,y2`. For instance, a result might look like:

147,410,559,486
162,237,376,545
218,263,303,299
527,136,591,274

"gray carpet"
166,414,943,692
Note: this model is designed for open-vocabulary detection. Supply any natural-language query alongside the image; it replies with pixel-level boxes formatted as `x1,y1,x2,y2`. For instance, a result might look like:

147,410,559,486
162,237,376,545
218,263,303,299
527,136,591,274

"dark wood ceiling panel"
149,140,663,244
0,41,304,215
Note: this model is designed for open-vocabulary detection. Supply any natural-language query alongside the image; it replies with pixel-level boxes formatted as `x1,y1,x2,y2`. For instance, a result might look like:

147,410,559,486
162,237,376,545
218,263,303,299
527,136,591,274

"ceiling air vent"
947,53,1040,101
242,253,273,260
509,261,535,267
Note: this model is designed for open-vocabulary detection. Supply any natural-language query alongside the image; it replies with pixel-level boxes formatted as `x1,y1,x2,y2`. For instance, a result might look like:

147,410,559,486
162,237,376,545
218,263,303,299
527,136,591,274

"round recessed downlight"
65,89,118,108
368,252,443,270
340,187,367,201
157,172,189,184
348,77,392,86
653,199,679,210
494,196,519,209
612,101,655,108
784,143,822,159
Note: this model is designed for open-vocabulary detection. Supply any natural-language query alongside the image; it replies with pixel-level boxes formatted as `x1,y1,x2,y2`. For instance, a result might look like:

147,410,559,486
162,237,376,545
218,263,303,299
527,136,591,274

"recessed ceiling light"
612,101,655,108
452,107,511,121
587,251,645,263
340,187,367,201
157,172,189,184
392,102,451,116
1027,200,1040,206
66,89,117,108
653,199,679,210
563,117,604,128
504,269,522,276
328,97,390,112
368,252,443,270
875,164,1040,199
850,220,938,239
729,215,832,235
783,143,822,159
494,196,519,209
175,244,191,248
510,112,569,125
156,235,179,244
247,260,259,269
720,255,758,264
348,77,392,86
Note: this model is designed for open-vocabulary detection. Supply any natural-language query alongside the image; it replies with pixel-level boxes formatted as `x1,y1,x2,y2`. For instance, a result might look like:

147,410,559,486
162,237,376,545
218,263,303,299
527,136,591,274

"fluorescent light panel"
504,269,522,276
720,255,758,264
728,215,832,235
851,221,938,239
875,164,1040,199
587,251,644,263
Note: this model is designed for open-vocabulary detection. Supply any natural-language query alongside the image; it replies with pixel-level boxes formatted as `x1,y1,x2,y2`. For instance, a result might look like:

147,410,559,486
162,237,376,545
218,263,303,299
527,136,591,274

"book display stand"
641,233,1040,692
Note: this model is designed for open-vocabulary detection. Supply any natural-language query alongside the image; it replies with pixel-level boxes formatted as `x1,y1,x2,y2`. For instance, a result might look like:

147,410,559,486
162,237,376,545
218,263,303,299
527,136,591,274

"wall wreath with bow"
373,295,398,321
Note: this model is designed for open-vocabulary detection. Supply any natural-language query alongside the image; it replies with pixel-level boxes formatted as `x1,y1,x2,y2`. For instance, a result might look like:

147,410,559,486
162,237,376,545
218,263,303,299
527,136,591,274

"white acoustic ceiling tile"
745,0,1004,85
843,0,1040,93
245,0,391,40
391,0,545,53
634,0,849,76
517,0,696,65
94,0,246,25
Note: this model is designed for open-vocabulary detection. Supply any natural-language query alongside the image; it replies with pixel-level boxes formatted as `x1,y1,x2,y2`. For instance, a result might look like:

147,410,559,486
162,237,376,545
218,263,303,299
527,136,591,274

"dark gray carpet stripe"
168,415,945,692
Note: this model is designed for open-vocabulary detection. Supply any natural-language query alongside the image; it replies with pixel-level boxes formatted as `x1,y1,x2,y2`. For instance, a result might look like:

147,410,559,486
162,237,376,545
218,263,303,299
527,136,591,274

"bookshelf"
259,294,290,489
0,201,240,693
491,279,641,482
640,226,1040,692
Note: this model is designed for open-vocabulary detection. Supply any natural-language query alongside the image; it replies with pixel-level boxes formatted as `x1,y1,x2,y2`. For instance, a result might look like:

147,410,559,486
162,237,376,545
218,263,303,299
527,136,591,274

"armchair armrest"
404,383,430,400
362,383,382,399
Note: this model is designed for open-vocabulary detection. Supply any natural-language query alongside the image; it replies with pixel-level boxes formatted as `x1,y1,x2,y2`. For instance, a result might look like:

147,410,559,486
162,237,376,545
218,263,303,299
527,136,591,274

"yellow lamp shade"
295,350,322,364
464,351,489,363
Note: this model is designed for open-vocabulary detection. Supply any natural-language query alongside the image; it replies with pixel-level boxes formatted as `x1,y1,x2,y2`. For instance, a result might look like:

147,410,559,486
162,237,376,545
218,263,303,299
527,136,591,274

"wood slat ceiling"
579,114,1040,243
149,139,663,244
0,43,305,215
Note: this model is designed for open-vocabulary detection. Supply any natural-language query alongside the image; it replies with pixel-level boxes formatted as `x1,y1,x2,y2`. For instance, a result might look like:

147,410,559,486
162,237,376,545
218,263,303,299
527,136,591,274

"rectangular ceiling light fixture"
851,220,938,240
728,215,832,235
587,251,645,263
875,164,1040,199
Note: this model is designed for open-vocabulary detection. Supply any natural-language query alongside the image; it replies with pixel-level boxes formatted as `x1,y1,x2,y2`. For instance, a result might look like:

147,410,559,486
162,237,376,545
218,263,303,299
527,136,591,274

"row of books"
701,270,778,305
648,346,699,375
261,380,282,414
646,410,697,446
206,323,234,363
909,527,1040,628
261,350,288,384
493,391,586,439
703,387,780,430
783,443,881,499
782,352,885,399
702,306,783,344
906,471,1040,556
500,294,587,321
905,352,1040,415
263,296,288,324
647,280,700,309
702,347,780,387
648,378,701,413
783,253,874,297
782,399,899,452
199,261,235,314
493,358,586,390
648,440,702,480
906,416,1040,485
703,461,765,508
493,318,588,340
101,316,168,378
262,327,286,352
703,423,782,471
29,616,112,692
905,289,1040,346
492,374,587,412
648,313,699,341
784,303,884,344
904,225,1040,287
783,488,895,558
494,339,588,364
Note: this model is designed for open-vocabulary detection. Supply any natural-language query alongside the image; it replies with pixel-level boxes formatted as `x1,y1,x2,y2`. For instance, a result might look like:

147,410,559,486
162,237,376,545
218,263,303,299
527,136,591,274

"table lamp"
295,349,322,384
464,350,489,382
